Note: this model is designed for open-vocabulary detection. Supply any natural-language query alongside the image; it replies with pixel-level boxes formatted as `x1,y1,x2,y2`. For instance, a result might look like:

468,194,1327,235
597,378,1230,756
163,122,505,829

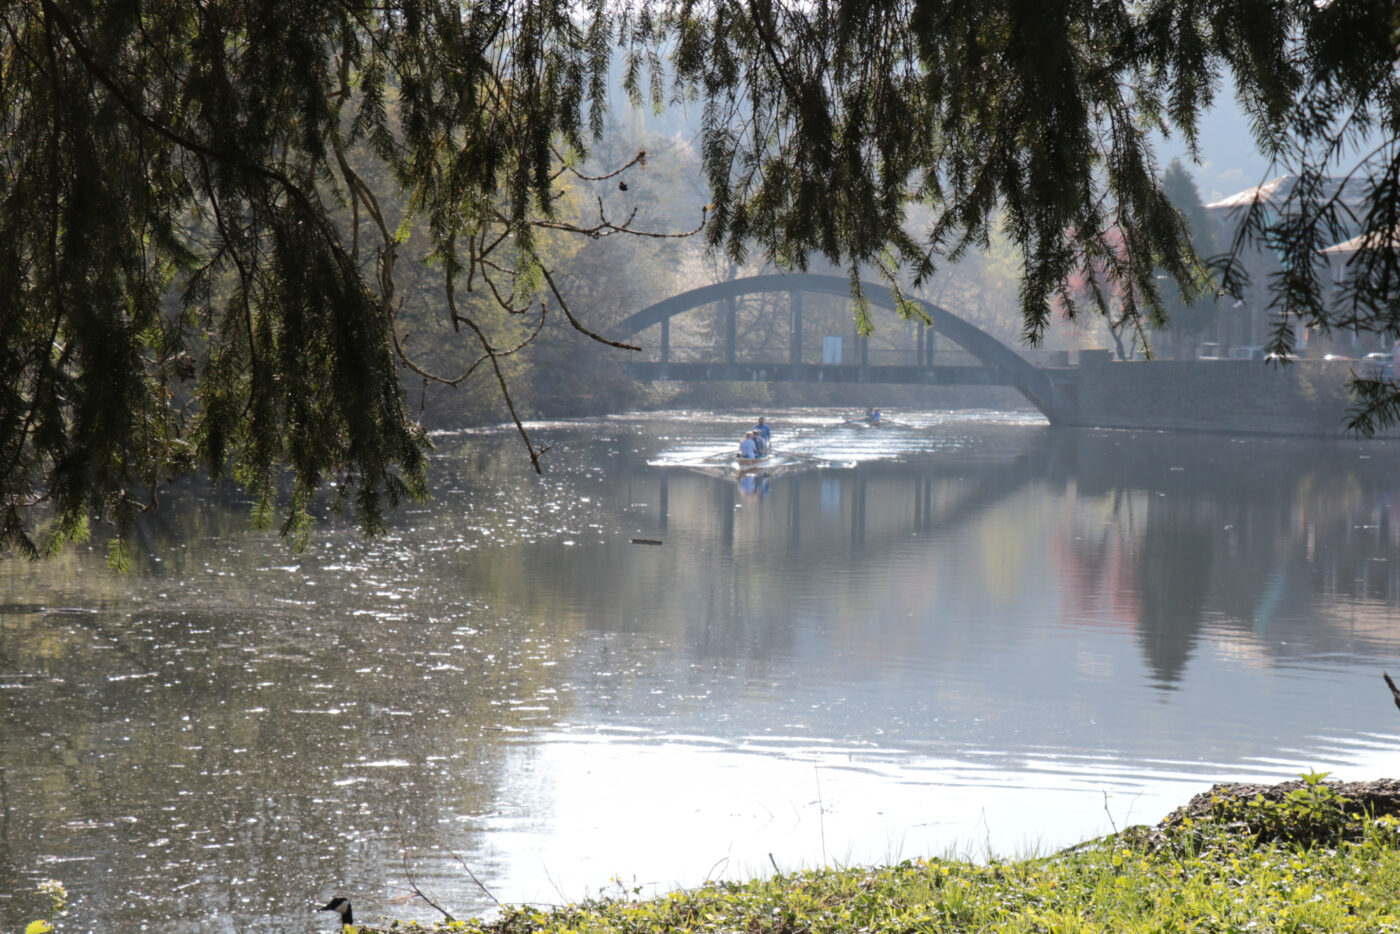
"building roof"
1206,174,1371,212
1206,175,1295,209
1320,227,1400,255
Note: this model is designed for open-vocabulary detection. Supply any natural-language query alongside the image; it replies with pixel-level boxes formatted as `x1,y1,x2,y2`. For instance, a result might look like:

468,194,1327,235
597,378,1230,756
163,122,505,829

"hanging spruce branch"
0,0,696,558
4,0,1400,559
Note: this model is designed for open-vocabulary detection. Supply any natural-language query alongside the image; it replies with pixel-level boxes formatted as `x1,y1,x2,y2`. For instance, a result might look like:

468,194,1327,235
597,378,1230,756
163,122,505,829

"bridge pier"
790,291,803,378
660,317,670,380
917,324,937,367
724,295,737,364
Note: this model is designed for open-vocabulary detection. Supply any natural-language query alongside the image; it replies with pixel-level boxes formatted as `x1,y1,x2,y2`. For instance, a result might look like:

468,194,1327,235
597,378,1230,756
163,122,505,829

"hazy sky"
634,87,1281,210
630,78,1348,215
1156,94,1277,206
1156,87,1380,207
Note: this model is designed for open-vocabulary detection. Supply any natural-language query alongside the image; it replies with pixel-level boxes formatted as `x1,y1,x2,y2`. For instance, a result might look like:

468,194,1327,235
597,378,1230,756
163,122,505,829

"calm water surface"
6,409,1400,932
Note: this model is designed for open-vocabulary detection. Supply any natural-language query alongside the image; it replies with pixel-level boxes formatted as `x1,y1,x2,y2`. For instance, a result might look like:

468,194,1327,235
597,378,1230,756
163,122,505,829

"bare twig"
450,850,502,909
704,855,730,883
539,265,641,351
549,147,649,182
1383,671,1400,712
1102,790,1119,835
402,851,456,923
531,202,708,241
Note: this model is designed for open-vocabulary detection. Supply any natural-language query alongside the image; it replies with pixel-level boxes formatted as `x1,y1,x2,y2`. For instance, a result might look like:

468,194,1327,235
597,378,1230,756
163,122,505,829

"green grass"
384,817,1400,934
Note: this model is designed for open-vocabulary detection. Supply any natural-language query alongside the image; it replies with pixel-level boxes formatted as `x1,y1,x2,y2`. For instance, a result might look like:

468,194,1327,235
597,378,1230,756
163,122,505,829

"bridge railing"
635,341,989,368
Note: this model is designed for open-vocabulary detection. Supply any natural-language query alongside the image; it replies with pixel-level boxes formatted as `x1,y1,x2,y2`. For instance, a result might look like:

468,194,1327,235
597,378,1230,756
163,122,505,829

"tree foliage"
1156,159,1221,354
0,0,687,558
3,0,1399,556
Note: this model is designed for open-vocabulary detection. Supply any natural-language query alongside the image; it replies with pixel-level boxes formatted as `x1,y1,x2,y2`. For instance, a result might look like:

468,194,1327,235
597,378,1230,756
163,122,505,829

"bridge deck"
625,361,1062,387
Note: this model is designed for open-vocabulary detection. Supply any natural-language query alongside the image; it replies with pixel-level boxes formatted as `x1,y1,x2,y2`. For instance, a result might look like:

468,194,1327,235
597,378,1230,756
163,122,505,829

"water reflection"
5,412,1400,931
1049,432,1400,686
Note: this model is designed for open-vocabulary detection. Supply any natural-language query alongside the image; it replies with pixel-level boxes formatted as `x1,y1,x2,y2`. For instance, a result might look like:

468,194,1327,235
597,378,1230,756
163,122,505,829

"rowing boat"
701,450,803,474
659,447,851,481
737,454,786,473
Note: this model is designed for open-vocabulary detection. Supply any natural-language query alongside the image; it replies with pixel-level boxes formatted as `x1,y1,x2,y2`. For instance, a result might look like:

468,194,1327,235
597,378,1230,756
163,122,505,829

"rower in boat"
847,407,879,425
752,416,771,454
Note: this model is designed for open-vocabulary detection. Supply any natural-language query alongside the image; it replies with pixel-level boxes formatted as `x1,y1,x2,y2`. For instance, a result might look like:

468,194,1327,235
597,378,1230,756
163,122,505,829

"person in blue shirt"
752,416,771,454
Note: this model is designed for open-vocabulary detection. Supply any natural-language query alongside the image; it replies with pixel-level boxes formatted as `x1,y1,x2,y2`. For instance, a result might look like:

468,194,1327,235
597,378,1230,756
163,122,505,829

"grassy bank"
26,776,1400,933
372,775,1400,934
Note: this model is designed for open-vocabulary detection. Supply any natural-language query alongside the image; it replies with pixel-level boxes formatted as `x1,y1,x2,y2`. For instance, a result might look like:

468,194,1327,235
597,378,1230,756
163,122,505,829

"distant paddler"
846,407,882,425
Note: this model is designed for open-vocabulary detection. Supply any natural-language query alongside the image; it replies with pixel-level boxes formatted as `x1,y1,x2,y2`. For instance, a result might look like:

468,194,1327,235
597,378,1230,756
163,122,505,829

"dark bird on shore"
1383,671,1400,712
319,897,354,930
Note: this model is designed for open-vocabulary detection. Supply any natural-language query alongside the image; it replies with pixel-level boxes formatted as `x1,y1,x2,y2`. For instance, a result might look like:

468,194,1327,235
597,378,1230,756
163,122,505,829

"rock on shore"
1158,778,1400,829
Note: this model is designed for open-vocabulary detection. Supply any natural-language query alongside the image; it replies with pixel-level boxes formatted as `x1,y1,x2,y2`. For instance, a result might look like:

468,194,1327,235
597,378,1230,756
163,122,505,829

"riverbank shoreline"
327,776,1400,933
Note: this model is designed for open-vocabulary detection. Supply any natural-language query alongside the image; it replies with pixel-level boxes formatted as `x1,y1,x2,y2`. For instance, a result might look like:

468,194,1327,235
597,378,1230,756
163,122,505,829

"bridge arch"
609,273,1069,421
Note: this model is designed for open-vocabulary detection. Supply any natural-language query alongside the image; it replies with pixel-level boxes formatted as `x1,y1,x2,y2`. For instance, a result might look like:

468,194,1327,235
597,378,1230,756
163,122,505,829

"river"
5,408,1400,932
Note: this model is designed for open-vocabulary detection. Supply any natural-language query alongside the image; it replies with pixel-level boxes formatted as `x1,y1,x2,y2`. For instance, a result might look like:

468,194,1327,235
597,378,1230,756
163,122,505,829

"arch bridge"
609,274,1076,423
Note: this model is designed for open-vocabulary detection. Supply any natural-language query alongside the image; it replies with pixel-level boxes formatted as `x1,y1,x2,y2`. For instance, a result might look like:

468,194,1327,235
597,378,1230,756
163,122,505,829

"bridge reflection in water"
636,423,1400,692
655,452,1040,553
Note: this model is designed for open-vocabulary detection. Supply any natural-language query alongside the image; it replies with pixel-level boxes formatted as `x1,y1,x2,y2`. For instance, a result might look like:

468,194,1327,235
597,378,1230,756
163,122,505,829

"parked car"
1362,351,1394,379
1229,345,1266,361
